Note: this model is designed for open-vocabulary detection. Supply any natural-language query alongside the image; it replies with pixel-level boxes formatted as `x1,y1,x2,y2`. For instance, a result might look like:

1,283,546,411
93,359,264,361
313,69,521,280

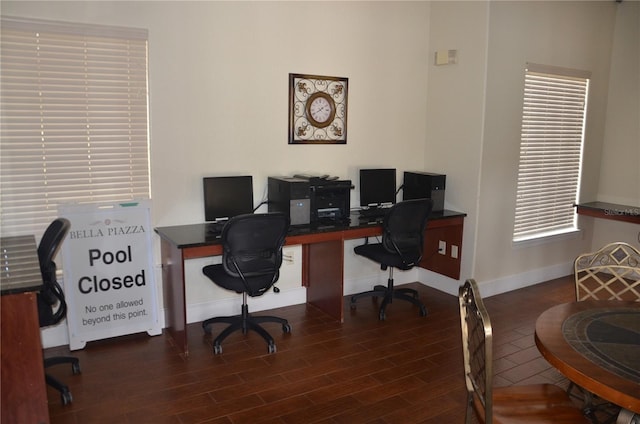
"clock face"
305,92,336,128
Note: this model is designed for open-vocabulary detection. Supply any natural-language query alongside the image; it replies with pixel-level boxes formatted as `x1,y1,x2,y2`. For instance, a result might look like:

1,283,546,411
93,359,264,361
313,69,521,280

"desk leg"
160,238,189,357
303,240,344,322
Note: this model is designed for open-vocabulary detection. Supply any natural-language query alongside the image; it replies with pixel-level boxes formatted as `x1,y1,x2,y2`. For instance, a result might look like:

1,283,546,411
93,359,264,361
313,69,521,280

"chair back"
574,242,640,301
37,218,71,327
459,279,493,424
220,213,289,296
381,198,432,267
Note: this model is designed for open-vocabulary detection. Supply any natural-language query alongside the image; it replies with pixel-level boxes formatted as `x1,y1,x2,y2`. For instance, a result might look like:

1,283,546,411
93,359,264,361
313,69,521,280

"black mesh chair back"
351,198,432,320
36,217,80,405
381,198,433,268
220,213,288,293
202,212,291,354
37,218,71,327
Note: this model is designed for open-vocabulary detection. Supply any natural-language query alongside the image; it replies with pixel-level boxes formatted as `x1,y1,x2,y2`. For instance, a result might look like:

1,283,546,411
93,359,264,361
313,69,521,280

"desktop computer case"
268,177,311,225
403,171,446,212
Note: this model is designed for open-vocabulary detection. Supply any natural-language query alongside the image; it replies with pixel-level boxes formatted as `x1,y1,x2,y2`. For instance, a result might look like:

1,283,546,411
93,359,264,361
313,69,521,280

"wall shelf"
575,201,640,225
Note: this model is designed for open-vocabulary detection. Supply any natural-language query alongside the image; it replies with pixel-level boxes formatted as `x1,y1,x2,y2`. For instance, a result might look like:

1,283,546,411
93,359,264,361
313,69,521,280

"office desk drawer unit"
155,210,465,356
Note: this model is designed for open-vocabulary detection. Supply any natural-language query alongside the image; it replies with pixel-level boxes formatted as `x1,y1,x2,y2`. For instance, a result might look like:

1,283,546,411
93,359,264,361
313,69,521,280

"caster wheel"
72,362,81,375
282,323,292,333
213,343,222,355
268,343,277,354
419,306,428,317
379,310,386,321
61,391,73,406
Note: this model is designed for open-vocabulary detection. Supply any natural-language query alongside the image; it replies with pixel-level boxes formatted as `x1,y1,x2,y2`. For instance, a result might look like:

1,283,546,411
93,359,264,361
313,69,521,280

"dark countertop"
155,209,467,249
0,235,43,295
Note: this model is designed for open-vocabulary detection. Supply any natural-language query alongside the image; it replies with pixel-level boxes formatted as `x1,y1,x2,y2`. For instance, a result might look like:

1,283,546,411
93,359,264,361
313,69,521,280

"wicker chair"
574,242,640,302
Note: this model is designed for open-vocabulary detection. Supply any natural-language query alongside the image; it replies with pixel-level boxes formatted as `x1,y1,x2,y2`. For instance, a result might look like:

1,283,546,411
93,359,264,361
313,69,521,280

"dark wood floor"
44,275,578,424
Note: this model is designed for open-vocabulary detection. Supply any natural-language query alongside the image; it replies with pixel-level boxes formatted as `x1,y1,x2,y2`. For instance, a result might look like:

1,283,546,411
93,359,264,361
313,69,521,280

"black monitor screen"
203,176,254,222
359,168,396,207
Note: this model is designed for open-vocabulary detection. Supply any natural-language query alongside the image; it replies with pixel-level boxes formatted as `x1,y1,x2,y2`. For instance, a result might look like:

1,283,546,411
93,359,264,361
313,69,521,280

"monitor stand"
206,219,228,234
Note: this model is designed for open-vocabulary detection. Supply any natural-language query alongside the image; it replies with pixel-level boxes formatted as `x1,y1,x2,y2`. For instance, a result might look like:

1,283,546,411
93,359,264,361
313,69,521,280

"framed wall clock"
288,73,348,145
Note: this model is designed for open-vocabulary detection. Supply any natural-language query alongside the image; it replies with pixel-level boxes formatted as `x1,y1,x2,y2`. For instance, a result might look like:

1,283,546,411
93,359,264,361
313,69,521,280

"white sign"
60,200,161,350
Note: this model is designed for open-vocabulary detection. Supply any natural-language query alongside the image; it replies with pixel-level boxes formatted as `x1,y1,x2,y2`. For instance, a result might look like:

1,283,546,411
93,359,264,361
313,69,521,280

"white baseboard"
416,261,574,299
473,261,574,298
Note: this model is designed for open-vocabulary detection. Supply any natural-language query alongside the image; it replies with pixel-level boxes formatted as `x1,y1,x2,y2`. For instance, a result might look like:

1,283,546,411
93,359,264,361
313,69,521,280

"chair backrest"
459,279,494,424
37,218,71,327
381,198,433,267
220,212,290,295
574,242,640,301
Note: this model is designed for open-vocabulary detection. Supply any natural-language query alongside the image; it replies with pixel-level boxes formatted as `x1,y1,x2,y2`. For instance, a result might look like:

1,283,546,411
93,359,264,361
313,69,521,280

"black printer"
293,174,352,223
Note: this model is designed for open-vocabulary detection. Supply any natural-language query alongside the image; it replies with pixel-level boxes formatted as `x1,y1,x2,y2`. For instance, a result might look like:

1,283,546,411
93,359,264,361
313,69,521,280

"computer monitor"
359,168,396,208
203,176,254,222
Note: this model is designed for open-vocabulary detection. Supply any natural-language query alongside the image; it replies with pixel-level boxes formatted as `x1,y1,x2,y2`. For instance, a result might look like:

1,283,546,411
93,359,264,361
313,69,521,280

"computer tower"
268,177,311,225
402,171,446,212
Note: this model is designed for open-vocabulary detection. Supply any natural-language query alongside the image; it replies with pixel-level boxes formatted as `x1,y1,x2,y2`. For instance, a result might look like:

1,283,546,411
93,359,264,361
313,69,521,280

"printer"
293,174,352,223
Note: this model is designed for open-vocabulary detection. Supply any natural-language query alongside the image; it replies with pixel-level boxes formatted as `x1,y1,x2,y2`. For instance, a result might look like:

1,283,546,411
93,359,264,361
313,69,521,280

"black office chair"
37,217,80,406
202,213,291,354
350,198,433,320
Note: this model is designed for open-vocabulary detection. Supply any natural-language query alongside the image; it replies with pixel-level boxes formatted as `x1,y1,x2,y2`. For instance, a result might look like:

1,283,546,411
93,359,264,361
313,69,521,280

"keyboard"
358,207,389,219
206,221,227,235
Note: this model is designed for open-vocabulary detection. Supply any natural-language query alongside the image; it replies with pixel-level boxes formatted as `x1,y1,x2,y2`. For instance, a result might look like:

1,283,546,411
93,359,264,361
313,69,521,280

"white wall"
589,0,640,250
422,1,489,293
3,1,434,347
474,1,619,294
3,1,637,346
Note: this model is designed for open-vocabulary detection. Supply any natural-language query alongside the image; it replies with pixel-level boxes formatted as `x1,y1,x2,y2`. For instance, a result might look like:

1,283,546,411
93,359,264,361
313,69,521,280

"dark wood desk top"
535,300,640,413
155,209,467,250
0,235,43,295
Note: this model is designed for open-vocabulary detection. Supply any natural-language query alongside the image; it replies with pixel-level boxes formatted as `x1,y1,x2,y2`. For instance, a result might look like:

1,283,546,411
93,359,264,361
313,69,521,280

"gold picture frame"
288,73,348,145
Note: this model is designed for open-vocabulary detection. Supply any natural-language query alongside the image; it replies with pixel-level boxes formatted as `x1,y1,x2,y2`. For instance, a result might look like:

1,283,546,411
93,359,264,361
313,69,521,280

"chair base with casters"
44,355,81,405
350,266,427,321
202,291,291,355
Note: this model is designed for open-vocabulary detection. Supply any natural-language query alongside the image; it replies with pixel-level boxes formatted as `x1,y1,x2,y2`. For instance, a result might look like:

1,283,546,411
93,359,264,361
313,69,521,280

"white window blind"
513,63,590,242
1,17,150,237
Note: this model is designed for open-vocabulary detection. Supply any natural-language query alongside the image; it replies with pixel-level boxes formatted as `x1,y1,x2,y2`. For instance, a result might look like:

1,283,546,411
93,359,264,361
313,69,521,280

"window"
513,63,590,242
0,17,150,237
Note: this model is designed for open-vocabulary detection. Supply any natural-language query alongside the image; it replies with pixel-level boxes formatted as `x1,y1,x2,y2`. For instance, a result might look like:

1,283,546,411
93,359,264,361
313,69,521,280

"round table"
534,300,640,414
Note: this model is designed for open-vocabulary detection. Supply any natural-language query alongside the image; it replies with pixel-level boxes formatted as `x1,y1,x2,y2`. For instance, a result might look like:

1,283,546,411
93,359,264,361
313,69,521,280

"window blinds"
513,63,590,242
0,17,150,236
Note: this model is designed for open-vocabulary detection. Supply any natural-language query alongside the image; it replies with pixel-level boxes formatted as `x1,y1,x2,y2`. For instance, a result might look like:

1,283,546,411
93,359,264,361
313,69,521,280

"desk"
1,236,50,424
155,210,465,356
534,301,640,414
